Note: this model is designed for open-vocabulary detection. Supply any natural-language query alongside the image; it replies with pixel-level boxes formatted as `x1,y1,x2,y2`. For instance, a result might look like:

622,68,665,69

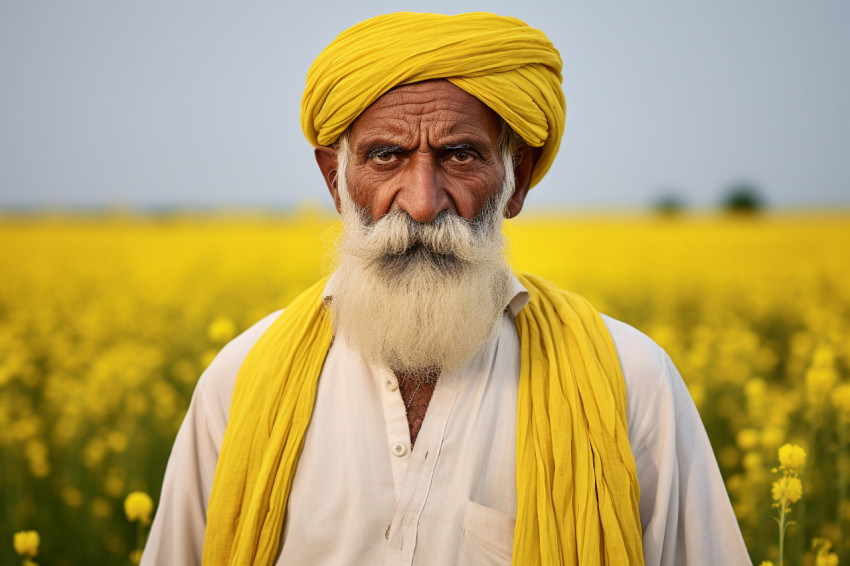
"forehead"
349,80,502,143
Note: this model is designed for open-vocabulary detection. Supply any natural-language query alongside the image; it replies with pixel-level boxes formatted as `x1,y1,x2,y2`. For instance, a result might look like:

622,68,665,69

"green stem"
838,418,846,546
778,497,786,566
136,521,144,563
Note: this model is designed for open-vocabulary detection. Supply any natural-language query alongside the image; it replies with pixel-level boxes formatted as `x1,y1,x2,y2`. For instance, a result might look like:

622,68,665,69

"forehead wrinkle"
350,82,502,153
357,114,496,151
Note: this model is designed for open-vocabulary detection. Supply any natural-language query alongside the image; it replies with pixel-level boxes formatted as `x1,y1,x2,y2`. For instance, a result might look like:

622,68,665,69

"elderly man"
143,12,750,566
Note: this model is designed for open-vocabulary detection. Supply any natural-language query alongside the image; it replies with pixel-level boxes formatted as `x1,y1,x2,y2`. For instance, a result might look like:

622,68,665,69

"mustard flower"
13,530,40,557
124,491,154,525
812,538,839,566
772,476,803,504
91,497,113,518
742,451,763,472
208,316,236,344
806,346,838,406
778,444,806,471
816,552,839,566
736,428,760,451
758,562,774,566
760,426,785,450
833,383,850,419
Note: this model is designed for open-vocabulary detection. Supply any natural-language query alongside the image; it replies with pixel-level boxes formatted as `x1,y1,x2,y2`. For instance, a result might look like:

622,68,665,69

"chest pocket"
456,501,515,566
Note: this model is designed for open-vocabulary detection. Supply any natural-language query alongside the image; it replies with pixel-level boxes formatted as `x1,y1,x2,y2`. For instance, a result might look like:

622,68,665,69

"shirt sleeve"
603,316,752,566
141,310,282,566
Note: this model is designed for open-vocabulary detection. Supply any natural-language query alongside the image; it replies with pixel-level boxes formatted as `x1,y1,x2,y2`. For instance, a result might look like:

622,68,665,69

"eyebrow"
366,144,402,158
444,143,472,151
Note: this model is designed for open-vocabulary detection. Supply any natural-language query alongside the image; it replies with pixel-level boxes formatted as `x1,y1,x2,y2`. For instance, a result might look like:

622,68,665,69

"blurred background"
1,2,848,565
2,0,848,212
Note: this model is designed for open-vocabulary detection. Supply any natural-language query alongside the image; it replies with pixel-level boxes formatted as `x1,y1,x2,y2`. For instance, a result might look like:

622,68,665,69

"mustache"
374,209,475,254
341,206,502,279
377,241,464,279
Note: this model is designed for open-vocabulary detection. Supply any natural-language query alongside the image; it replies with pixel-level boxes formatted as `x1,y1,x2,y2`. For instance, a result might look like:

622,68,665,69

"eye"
373,151,397,163
444,144,479,164
368,145,402,165
450,150,472,163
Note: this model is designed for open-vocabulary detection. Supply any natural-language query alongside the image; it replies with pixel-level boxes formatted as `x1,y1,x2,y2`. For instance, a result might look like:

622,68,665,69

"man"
143,12,750,566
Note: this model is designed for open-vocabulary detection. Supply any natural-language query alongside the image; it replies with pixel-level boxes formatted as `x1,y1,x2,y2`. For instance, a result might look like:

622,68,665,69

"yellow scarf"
203,274,643,565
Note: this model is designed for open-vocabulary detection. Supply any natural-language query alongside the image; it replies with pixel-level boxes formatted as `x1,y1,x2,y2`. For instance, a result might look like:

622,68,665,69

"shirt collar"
505,273,530,316
322,271,530,316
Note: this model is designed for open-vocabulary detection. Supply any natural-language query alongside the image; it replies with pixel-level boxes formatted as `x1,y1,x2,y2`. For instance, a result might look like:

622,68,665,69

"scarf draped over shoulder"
203,274,644,565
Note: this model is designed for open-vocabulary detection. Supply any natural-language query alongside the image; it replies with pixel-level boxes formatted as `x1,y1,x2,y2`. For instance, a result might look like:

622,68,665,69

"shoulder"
193,310,284,430
600,314,672,397
599,315,689,442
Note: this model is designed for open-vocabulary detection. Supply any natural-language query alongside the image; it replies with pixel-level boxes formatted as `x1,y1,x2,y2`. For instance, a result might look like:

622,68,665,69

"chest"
276,316,520,566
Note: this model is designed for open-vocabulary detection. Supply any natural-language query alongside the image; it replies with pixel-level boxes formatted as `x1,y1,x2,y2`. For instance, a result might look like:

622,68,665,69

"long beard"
329,146,515,374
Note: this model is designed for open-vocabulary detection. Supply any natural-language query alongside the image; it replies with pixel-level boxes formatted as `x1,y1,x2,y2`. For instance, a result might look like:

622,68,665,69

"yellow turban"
301,12,566,188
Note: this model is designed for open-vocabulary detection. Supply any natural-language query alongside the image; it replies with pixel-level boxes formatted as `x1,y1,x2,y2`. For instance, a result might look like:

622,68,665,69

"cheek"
450,170,505,217
344,168,386,212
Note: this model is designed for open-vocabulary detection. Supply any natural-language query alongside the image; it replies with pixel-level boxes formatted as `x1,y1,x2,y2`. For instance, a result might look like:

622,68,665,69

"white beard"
329,142,515,375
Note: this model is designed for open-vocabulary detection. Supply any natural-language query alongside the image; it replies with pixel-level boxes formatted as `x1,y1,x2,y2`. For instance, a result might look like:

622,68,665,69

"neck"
395,367,440,387
396,368,441,446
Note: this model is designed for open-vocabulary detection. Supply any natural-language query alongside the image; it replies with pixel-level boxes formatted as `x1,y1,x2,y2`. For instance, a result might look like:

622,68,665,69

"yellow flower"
772,476,803,504
60,486,84,508
130,549,143,564
91,497,113,518
13,530,40,557
742,451,763,472
806,346,838,407
833,383,850,419
106,430,128,453
761,426,785,450
785,478,803,504
124,491,154,525
207,316,236,344
778,444,806,471
758,562,774,566
813,538,839,566
736,428,760,451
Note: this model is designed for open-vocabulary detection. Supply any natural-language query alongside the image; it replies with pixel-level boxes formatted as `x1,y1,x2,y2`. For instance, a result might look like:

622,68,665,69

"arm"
141,310,283,566
603,316,752,566
140,374,223,565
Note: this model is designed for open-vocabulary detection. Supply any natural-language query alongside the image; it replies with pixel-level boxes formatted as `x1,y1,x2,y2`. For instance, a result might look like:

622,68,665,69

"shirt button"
392,443,408,457
385,377,398,391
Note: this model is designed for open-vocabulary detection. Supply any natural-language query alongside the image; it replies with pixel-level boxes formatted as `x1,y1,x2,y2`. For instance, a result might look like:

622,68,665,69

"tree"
721,182,766,214
652,190,687,217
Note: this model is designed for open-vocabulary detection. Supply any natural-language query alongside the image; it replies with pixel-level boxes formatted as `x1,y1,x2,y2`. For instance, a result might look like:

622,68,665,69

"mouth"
374,242,464,278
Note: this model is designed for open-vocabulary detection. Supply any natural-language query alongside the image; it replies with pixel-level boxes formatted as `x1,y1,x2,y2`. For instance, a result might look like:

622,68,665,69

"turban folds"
301,12,566,188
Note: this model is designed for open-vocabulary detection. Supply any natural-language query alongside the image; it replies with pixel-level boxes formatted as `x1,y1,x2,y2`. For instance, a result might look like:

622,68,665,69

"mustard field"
1,211,848,565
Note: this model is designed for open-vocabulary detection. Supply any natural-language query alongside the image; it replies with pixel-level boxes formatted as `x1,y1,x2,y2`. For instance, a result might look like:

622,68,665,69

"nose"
394,153,451,223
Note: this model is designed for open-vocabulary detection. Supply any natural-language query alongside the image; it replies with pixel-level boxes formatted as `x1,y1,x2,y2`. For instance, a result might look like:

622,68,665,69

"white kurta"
142,276,751,566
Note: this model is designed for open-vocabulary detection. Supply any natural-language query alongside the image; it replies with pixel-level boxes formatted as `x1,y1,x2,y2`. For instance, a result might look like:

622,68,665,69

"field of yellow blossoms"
1,210,848,565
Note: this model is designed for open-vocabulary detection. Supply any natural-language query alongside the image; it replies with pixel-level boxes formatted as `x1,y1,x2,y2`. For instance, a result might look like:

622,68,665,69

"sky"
1,1,848,211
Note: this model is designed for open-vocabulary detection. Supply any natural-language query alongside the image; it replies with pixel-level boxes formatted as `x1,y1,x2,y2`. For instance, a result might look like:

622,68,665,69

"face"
316,80,535,223
318,81,540,372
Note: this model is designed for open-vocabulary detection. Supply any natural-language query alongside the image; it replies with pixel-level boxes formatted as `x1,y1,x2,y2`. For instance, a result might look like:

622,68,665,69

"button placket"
392,442,408,457
376,365,413,501
384,369,464,566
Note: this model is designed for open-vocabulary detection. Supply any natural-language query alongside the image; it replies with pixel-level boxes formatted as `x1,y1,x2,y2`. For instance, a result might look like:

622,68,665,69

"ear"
314,146,341,214
505,146,541,219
